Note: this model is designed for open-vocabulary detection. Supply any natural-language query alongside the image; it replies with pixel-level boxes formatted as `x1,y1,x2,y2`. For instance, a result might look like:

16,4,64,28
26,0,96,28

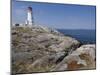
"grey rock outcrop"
11,25,95,74
52,44,96,71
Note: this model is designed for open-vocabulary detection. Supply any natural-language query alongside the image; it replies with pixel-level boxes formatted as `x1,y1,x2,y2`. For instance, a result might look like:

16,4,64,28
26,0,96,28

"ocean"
57,29,96,44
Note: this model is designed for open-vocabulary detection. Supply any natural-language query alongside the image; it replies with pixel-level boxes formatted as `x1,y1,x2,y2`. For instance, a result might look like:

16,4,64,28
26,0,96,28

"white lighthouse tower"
26,7,34,26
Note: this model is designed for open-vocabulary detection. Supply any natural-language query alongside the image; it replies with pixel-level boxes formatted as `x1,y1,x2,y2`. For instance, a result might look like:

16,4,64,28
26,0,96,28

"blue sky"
12,0,96,29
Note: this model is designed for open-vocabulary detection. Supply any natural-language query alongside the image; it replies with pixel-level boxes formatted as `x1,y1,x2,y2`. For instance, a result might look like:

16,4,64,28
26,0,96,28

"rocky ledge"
11,25,96,74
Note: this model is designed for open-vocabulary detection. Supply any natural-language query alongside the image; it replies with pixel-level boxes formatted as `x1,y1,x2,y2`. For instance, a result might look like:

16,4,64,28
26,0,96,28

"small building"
15,24,19,26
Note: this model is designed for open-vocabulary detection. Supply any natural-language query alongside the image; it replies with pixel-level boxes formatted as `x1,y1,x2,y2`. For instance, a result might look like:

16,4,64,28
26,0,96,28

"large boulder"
52,44,96,71
12,26,80,74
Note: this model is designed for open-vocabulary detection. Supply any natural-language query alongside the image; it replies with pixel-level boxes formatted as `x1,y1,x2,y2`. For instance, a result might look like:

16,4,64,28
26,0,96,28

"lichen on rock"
11,26,96,74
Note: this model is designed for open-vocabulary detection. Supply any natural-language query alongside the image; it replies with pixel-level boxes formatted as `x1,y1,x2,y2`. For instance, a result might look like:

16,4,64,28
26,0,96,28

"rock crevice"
12,26,96,74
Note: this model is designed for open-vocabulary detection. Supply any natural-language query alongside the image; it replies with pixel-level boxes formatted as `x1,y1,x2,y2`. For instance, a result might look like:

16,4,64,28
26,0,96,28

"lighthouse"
26,7,34,26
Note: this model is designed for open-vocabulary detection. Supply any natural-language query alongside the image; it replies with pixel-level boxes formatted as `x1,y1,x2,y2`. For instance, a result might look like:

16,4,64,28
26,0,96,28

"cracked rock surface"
11,26,95,74
52,44,96,71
